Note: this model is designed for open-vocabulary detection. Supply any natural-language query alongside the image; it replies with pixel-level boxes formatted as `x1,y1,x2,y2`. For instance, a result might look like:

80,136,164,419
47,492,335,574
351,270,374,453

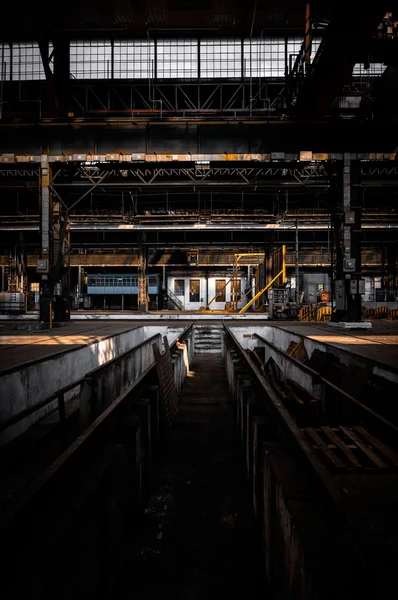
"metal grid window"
200,38,241,78
12,43,53,81
174,280,185,296
157,39,198,79
243,38,285,78
0,43,11,81
113,40,154,79
286,37,322,74
353,63,386,76
70,41,112,79
287,38,302,72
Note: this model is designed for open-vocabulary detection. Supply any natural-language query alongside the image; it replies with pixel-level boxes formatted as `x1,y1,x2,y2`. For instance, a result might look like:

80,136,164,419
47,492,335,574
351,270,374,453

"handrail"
0,377,83,434
0,360,158,530
222,323,398,582
86,333,160,376
252,331,398,442
0,333,161,436
239,268,284,313
201,276,234,311
166,286,184,310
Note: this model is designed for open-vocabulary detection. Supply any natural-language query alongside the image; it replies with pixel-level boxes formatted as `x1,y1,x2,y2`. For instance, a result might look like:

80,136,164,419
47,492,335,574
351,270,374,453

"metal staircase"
166,287,184,310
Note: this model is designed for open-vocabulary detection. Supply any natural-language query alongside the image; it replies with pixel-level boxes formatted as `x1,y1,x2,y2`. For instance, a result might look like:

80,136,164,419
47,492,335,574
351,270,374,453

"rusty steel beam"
290,5,391,121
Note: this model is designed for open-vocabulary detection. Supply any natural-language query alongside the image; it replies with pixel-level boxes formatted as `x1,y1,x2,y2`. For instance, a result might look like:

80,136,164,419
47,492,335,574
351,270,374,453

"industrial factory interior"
0,1,398,598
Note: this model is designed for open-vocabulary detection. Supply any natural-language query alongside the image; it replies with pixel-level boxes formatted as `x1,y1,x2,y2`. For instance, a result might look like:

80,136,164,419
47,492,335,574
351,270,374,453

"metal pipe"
0,48,5,120
295,220,299,302
305,3,311,66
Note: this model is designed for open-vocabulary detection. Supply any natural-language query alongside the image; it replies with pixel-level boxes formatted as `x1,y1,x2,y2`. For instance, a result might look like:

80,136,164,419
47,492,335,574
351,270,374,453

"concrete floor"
115,354,267,599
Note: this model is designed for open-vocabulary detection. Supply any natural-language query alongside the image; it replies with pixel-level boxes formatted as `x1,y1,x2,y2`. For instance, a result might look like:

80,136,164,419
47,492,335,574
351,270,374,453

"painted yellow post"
282,244,286,284
202,276,234,312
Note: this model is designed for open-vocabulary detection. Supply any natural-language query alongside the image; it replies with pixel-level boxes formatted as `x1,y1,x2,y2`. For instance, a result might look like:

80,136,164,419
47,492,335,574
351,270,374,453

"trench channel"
114,349,267,598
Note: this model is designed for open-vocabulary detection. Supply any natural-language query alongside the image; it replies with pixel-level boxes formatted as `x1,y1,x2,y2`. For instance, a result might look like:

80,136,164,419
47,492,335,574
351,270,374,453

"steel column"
295,220,299,302
39,155,51,322
138,239,148,311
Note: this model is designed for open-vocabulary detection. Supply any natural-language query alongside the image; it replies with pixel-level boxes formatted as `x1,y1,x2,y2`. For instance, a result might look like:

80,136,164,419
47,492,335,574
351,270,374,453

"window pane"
12,42,53,81
157,39,198,79
0,43,11,81
200,38,241,79
70,40,112,79
175,279,185,296
113,40,155,79
216,280,226,302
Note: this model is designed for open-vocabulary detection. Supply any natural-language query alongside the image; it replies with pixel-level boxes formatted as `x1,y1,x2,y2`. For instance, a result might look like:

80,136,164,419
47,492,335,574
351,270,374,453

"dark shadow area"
115,354,267,599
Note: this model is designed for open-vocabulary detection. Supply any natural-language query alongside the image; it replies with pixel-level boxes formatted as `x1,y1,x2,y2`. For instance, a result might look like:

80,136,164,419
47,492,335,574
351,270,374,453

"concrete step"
194,326,223,354
195,348,221,354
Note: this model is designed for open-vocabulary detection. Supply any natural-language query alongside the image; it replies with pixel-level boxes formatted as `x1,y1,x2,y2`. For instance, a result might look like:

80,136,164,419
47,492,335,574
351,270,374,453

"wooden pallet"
302,425,398,472
286,339,308,363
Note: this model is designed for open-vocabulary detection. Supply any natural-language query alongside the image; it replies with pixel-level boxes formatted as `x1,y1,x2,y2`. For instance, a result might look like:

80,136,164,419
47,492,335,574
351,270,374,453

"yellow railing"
239,269,284,314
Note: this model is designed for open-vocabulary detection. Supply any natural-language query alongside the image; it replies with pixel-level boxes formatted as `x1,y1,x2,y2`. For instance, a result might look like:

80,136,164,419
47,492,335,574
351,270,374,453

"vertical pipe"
0,45,5,120
295,221,299,302
305,3,311,66
328,213,331,294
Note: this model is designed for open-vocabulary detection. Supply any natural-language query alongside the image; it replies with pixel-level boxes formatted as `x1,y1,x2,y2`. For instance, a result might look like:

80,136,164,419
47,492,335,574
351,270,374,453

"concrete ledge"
0,312,270,321
72,312,270,320
327,321,372,329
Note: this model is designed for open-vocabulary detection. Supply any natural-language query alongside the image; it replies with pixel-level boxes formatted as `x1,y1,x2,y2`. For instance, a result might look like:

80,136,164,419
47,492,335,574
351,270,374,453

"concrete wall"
167,275,247,310
223,340,355,599
79,333,163,427
229,325,398,386
0,325,185,445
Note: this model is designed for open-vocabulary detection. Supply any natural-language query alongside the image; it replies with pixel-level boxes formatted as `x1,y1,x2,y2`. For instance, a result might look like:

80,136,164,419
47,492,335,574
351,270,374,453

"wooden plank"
321,426,361,468
306,427,346,470
339,427,388,469
286,341,299,356
153,337,178,427
353,426,398,467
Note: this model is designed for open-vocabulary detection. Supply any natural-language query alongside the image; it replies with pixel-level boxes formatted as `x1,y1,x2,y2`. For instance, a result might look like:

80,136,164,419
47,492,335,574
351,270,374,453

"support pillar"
77,265,82,302
295,221,299,303
52,174,70,322
39,155,51,322
138,239,148,311
334,154,363,322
